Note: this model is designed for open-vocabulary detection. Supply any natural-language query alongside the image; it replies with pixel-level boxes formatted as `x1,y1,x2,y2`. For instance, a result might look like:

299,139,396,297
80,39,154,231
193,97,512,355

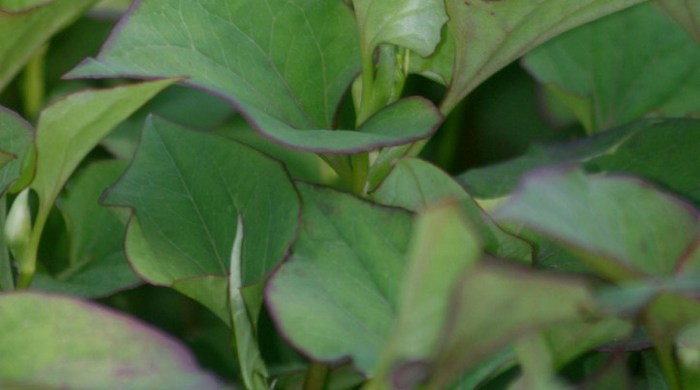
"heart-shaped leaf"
0,0,96,91
0,106,33,195
439,0,646,113
0,292,224,389
104,116,300,320
266,183,413,374
523,3,700,132
67,0,442,153
496,168,700,280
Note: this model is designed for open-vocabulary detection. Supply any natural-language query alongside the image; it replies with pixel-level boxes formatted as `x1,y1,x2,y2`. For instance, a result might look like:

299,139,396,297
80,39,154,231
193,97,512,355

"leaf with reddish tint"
496,168,700,281
67,0,442,153
0,292,224,389
425,262,592,389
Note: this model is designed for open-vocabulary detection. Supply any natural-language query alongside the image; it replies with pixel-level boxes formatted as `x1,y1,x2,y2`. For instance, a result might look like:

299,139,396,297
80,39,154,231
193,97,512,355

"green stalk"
303,361,329,390
21,44,47,121
0,196,14,291
656,342,682,390
356,47,377,126
16,203,50,289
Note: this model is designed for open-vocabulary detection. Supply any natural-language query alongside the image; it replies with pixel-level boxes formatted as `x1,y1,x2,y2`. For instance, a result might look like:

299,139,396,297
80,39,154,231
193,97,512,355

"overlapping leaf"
31,161,139,297
425,262,592,389
0,0,96,91
373,158,531,263
104,117,300,322
0,292,223,389
0,106,33,195
496,168,700,280
266,184,414,374
31,79,176,217
523,3,700,132
353,0,447,58
439,0,646,113
67,0,442,152
458,119,700,205
370,202,482,388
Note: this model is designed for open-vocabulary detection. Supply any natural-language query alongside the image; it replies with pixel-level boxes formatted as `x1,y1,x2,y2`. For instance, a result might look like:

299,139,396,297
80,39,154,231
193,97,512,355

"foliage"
1,0,699,389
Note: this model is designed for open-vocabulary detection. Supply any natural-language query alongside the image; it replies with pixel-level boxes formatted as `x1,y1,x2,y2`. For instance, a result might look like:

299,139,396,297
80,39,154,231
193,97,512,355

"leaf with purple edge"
266,183,414,374
367,201,482,389
439,0,646,113
104,116,300,324
495,168,700,281
372,157,532,263
66,0,443,153
425,262,592,389
458,119,700,206
0,292,225,389
522,3,700,133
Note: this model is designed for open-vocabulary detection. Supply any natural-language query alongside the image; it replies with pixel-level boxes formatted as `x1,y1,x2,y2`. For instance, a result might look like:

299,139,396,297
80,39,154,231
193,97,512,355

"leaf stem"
303,361,329,390
16,205,49,289
356,46,377,126
21,44,47,120
0,196,14,291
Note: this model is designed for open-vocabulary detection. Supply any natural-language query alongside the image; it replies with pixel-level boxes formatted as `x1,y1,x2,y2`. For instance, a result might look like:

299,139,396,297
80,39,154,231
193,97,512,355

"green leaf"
0,106,33,196
353,0,448,57
227,216,269,389
496,168,700,280
372,158,532,263
104,116,300,317
458,119,700,204
31,79,176,218
370,202,481,388
30,161,139,298
266,183,413,374
426,262,592,389
658,0,700,42
523,3,700,132
0,151,12,169
0,292,224,389
0,0,96,91
67,0,442,152
440,0,646,113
